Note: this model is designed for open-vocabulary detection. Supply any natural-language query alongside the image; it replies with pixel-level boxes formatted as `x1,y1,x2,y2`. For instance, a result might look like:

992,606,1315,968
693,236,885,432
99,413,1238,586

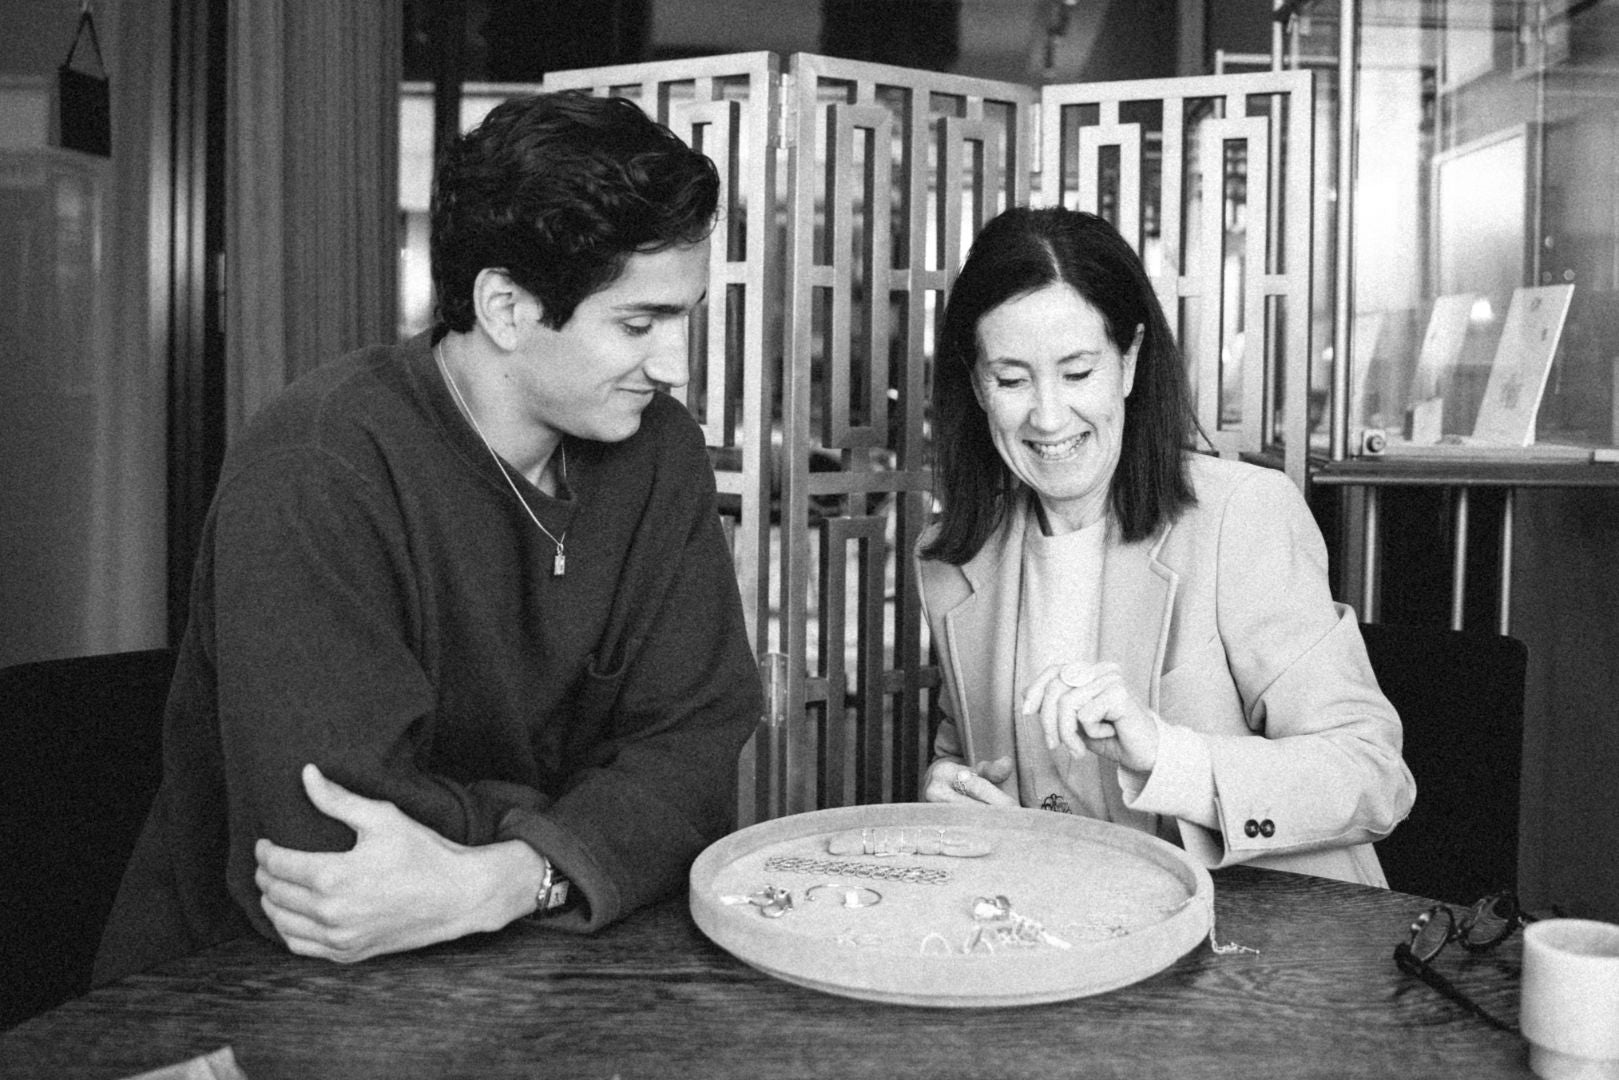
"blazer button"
1259,819,1276,838
1243,819,1260,838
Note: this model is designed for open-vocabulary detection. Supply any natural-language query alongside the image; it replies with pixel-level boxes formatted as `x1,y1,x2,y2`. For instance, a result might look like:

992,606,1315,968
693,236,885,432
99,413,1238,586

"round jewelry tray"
689,802,1214,1008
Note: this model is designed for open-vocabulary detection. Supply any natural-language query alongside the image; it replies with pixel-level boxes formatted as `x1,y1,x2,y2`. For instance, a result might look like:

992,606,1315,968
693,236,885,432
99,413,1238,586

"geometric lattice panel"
545,56,1315,823
774,55,1036,819
1039,70,1315,486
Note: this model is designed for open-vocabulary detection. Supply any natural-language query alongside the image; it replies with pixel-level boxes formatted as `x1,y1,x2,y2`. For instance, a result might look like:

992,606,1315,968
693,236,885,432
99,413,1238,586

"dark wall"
404,0,651,82
1206,0,1273,63
1082,0,1182,81
820,0,960,72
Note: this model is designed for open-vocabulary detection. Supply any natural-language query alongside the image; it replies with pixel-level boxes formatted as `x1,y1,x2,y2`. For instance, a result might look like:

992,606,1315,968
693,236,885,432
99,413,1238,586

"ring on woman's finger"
1059,662,1088,688
951,772,972,796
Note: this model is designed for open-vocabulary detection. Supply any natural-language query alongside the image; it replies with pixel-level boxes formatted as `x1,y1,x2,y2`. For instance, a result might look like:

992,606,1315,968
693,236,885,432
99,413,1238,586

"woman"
917,206,1414,886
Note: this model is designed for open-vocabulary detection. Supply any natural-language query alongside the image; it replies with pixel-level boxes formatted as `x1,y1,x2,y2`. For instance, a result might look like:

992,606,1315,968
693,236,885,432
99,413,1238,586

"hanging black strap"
56,1,111,156
62,6,106,75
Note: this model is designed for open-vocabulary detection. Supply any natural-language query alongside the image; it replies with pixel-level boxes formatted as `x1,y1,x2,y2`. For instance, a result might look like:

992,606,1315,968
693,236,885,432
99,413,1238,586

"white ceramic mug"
1520,918,1619,1080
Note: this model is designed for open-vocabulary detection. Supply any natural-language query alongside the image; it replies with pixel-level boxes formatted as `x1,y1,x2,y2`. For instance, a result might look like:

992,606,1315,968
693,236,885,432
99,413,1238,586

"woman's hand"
1022,661,1160,774
923,756,1018,806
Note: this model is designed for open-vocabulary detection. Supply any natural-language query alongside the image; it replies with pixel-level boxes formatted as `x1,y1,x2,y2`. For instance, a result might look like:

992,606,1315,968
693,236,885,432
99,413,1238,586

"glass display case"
1284,0,1619,465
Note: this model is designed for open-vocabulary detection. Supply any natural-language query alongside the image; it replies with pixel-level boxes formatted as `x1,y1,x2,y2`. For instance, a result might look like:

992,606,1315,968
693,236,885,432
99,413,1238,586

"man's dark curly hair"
430,91,720,333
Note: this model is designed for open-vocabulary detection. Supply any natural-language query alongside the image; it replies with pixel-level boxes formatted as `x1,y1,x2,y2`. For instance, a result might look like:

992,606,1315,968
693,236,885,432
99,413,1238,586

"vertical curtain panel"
226,0,401,437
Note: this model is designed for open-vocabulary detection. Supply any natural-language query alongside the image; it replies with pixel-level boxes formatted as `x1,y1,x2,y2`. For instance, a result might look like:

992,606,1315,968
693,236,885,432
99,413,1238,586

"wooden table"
0,866,1533,1080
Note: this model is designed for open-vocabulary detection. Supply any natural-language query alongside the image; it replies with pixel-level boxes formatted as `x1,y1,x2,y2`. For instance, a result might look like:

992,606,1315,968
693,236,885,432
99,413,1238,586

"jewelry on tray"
826,826,992,858
805,884,882,909
719,885,795,917
965,895,1073,952
763,855,952,885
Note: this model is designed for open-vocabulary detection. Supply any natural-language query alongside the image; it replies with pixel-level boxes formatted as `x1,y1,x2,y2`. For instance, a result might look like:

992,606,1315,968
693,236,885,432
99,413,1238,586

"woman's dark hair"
923,206,1198,564
431,91,720,333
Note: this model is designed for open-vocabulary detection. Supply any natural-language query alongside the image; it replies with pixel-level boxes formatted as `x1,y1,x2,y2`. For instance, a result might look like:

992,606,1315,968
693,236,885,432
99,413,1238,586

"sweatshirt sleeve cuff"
1119,715,1220,831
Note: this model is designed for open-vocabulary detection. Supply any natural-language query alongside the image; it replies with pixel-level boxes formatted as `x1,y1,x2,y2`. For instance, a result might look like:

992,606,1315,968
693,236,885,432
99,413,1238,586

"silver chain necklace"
434,343,568,576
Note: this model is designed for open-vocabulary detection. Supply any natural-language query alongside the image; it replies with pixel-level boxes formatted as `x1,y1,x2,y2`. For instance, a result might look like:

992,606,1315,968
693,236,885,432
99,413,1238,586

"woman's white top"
1015,516,1220,836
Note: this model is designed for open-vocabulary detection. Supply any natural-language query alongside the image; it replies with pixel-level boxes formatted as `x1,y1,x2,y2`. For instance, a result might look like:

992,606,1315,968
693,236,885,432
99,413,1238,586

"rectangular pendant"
553,550,566,576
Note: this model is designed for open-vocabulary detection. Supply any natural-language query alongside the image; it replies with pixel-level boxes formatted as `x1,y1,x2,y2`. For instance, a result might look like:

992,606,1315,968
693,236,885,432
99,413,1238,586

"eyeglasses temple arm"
1393,944,1516,1033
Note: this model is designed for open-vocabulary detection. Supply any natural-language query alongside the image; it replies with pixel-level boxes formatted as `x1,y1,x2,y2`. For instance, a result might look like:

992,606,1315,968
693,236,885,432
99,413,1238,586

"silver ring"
806,883,881,909
1059,662,1088,688
951,772,972,797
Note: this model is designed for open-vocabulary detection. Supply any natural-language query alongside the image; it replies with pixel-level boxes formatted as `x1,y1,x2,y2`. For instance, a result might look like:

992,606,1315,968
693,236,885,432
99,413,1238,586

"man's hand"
254,764,545,963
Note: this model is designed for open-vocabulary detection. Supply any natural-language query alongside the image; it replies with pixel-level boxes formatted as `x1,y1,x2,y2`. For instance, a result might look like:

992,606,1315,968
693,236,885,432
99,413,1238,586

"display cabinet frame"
1275,0,1619,636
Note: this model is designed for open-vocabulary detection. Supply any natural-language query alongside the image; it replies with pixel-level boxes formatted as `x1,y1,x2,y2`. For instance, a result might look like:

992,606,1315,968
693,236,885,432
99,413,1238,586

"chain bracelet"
763,855,952,885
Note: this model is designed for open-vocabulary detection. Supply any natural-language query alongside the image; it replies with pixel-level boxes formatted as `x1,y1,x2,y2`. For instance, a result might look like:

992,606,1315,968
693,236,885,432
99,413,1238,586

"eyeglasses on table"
1392,891,1560,1032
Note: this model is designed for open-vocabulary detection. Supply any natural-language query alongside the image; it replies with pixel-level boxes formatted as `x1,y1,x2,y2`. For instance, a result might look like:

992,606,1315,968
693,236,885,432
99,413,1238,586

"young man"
94,92,761,981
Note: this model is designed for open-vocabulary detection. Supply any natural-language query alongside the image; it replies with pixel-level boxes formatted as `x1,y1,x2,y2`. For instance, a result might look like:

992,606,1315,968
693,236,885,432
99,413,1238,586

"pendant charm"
553,549,567,576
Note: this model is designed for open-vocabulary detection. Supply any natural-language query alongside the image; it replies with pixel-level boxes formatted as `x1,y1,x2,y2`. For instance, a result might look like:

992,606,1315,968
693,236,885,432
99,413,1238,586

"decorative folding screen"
1039,71,1315,488
541,57,1314,823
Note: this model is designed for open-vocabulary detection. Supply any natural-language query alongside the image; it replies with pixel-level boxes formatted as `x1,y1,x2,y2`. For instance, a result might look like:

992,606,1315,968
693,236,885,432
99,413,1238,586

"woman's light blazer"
916,453,1417,886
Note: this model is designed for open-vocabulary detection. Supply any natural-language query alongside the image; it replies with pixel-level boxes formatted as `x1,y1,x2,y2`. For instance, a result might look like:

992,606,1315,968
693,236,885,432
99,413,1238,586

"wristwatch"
534,856,572,918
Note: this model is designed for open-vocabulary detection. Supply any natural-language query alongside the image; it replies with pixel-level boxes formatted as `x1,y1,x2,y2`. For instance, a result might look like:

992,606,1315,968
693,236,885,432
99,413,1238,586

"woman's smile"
1025,432,1091,461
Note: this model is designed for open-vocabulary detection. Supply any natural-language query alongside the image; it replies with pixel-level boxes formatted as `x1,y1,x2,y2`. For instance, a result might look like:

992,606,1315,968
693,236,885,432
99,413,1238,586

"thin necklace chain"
434,343,568,576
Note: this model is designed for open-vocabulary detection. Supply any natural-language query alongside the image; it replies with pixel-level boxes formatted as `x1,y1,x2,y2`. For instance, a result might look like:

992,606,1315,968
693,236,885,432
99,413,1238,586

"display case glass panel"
1287,0,1619,461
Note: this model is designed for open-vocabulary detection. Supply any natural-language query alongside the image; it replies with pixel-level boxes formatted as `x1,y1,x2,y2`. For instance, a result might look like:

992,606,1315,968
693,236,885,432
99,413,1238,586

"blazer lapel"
940,501,1030,766
1099,525,1177,711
